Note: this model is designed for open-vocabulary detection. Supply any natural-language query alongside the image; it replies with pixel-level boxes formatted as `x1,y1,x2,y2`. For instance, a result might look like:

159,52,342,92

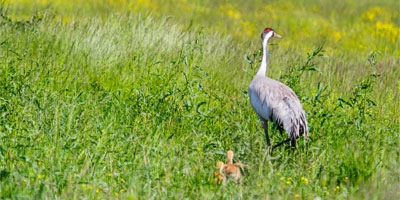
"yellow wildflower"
220,4,241,19
295,194,300,198
361,7,387,22
374,21,400,43
239,20,256,36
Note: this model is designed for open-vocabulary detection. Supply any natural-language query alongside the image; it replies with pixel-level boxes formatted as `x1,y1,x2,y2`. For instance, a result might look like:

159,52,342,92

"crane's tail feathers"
281,96,309,145
286,119,300,142
300,113,309,141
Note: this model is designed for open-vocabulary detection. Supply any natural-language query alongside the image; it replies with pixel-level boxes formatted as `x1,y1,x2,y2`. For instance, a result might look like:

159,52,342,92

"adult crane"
248,28,309,148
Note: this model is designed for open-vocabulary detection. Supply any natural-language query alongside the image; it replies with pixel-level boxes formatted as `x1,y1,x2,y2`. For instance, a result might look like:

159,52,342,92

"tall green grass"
4,0,400,56
1,1,399,199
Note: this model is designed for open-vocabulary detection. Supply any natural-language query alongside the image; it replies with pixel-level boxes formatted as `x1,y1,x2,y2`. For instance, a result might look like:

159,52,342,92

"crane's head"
261,28,282,44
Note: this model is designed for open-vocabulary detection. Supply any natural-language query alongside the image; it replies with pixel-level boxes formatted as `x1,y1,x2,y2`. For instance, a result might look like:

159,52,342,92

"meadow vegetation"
0,0,399,199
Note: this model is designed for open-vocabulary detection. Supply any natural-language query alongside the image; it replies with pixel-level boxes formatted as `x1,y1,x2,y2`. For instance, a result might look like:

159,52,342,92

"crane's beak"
274,33,282,38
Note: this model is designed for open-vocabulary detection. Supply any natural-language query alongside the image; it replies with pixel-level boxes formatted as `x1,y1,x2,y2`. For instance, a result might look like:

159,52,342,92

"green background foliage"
0,0,399,199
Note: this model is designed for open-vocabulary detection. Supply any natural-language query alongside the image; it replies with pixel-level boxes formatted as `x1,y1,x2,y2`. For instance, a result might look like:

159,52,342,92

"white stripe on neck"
256,32,273,76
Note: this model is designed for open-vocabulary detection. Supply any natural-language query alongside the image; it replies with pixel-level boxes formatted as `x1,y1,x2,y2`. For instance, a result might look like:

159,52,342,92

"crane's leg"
261,119,270,147
290,135,297,148
272,125,290,149
277,125,284,135
272,138,291,149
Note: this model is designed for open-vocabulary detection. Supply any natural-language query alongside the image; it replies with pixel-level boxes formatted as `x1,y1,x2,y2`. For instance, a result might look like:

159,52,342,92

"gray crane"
248,28,309,148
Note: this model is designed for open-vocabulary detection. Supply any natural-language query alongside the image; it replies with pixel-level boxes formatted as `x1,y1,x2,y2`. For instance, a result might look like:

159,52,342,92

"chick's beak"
274,33,282,38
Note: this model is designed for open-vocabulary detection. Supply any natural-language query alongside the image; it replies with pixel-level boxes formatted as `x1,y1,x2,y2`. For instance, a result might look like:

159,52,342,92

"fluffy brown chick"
224,150,241,181
214,161,226,184
224,150,249,182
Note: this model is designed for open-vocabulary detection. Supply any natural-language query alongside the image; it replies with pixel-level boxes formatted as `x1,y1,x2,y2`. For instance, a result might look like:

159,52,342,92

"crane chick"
224,150,249,182
214,161,226,184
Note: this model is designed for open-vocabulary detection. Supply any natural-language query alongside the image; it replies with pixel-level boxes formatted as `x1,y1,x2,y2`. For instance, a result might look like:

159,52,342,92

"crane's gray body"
249,29,309,147
249,75,308,140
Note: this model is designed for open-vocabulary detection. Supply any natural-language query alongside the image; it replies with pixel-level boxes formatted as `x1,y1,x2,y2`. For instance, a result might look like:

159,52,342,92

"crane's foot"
291,140,296,149
265,146,271,162
267,145,273,155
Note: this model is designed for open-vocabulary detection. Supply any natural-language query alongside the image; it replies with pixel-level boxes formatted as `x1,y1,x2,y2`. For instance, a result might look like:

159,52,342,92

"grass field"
0,0,399,199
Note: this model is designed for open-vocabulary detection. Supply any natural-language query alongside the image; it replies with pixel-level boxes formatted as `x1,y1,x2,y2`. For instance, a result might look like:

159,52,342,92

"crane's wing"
249,75,309,139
